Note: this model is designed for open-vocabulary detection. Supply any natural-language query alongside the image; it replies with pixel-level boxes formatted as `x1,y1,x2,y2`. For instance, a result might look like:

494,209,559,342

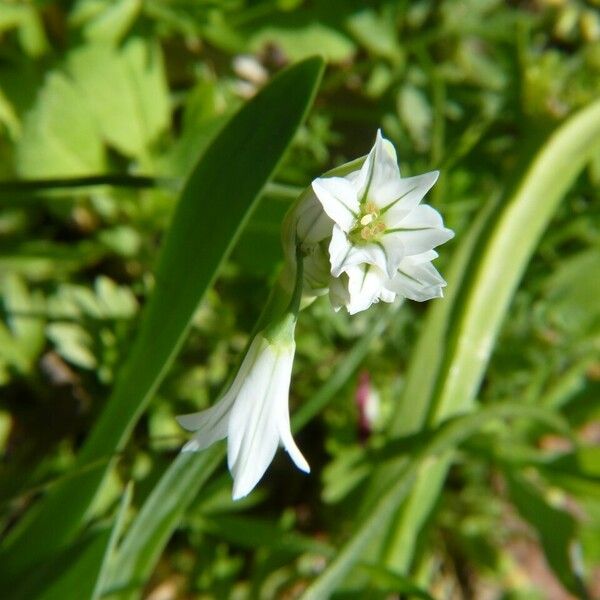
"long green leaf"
301,403,572,598
0,56,325,583
382,98,600,571
10,485,131,600
102,449,222,599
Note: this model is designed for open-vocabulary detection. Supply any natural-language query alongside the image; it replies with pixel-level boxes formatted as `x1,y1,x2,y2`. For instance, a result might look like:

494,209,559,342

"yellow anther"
360,226,372,240
365,201,378,214
360,214,374,226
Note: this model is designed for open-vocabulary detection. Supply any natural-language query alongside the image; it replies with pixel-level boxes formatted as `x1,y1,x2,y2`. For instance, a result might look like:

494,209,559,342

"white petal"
394,204,444,229
312,177,359,232
401,253,446,286
405,249,439,264
275,373,310,473
227,341,299,500
378,235,405,279
346,264,388,315
368,130,403,204
328,272,351,312
387,273,444,302
386,255,447,302
328,225,353,276
329,226,388,277
176,337,262,450
351,130,401,204
295,190,333,244
227,342,277,468
383,226,453,258
380,171,439,225
379,287,396,304
176,394,233,452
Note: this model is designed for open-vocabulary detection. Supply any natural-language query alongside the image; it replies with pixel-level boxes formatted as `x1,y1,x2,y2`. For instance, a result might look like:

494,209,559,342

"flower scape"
177,130,454,499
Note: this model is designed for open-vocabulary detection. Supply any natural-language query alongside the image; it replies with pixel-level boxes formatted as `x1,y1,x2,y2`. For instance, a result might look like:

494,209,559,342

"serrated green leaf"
80,0,141,43
17,72,105,177
47,322,97,369
250,23,355,63
67,39,169,159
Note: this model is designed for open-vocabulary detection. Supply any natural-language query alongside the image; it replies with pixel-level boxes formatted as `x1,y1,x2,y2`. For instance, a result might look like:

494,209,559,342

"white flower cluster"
288,130,454,314
178,131,454,499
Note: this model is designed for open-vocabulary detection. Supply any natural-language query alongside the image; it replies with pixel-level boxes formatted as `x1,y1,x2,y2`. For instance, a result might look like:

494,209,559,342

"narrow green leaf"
93,484,133,600
302,402,567,598
359,564,436,600
10,485,131,600
302,403,570,600
381,98,600,570
102,449,222,599
0,56,325,583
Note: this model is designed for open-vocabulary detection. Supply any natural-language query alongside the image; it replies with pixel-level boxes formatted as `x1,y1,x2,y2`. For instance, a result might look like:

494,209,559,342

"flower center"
349,202,386,244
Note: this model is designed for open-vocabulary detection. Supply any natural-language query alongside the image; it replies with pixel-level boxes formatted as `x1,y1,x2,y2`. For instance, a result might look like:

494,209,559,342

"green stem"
286,241,305,318
0,175,179,194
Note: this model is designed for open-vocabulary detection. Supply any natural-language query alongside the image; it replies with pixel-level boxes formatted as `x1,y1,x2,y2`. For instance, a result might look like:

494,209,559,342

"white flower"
177,316,309,500
307,130,454,314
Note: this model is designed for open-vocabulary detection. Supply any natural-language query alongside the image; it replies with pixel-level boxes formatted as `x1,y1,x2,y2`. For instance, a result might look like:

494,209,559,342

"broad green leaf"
381,98,600,571
345,8,403,63
67,39,169,160
76,0,142,43
16,72,105,177
0,56,324,585
250,23,356,63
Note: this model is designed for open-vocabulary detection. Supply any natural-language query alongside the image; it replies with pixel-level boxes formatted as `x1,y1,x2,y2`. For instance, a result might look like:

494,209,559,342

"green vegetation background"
0,0,599,598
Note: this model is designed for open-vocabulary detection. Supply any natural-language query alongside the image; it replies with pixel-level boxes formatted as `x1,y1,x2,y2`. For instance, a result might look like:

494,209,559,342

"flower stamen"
352,202,386,243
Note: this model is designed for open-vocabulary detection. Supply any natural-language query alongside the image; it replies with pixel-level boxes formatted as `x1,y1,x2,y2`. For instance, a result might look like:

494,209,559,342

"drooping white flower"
304,130,453,314
177,315,309,500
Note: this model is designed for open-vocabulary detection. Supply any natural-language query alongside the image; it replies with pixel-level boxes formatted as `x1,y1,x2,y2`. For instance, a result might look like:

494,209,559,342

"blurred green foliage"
1,0,600,598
